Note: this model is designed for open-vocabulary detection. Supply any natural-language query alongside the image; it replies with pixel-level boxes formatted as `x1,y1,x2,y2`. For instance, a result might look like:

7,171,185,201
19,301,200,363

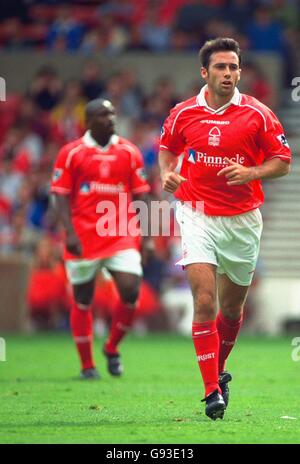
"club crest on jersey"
79,182,91,194
99,161,111,178
277,134,289,147
52,168,63,182
188,149,197,164
208,127,221,147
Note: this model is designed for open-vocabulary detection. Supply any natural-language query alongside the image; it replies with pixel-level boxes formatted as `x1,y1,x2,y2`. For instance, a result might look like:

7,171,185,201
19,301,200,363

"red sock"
216,311,243,374
70,302,95,370
105,302,136,355
192,320,221,397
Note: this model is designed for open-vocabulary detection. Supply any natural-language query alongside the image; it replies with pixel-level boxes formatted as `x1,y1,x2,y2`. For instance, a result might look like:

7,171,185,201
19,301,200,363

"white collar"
83,130,119,150
196,84,241,114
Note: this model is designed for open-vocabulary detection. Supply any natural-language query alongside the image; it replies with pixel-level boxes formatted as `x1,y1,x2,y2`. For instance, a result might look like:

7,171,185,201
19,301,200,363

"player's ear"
201,67,208,80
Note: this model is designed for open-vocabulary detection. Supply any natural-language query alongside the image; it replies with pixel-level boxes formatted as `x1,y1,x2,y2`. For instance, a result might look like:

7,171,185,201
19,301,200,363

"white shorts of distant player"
176,201,263,287
65,249,143,285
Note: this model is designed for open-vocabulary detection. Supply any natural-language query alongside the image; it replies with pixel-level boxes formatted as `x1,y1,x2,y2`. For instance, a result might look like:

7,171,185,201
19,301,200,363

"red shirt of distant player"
160,86,292,215
51,131,150,260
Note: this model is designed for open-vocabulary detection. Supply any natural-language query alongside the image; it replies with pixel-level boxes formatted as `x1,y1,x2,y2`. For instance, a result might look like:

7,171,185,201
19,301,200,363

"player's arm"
52,193,82,257
217,157,290,186
132,192,155,265
159,149,187,193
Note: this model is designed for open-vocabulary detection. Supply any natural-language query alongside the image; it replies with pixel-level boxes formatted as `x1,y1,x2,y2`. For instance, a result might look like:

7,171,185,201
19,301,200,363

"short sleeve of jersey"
257,110,291,163
50,146,73,194
159,105,185,156
130,146,151,194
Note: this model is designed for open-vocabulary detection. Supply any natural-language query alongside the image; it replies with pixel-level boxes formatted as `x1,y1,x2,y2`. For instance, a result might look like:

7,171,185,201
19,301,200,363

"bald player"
51,99,150,379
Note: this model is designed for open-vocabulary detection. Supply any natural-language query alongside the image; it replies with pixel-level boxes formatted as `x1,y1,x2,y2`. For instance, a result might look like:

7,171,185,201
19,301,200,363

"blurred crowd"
0,0,290,332
0,0,299,82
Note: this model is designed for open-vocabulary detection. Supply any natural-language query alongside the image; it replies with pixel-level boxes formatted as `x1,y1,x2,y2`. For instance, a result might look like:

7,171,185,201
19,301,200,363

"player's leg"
102,249,143,375
66,259,99,379
186,263,225,416
215,208,263,402
104,271,141,359
217,274,249,373
70,279,100,379
216,275,249,404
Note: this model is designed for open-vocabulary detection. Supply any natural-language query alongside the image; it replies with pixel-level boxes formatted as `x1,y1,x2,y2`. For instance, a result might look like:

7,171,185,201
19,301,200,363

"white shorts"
65,249,143,285
176,202,263,286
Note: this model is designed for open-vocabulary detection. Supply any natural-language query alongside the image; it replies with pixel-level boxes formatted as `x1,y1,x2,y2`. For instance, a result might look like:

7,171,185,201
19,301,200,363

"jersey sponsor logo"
79,181,125,195
277,134,289,148
208,126,221,147
52,168,63,182
187,150,245,167
197,352,215,362
79,182,91,194
201,120,230,125
187,149,197,164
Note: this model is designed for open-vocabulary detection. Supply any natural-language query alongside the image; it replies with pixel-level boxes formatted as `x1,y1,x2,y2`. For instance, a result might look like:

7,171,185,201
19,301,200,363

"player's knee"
73,288,94,306
194,292,215,319
119,284,140,305
221,303,244,320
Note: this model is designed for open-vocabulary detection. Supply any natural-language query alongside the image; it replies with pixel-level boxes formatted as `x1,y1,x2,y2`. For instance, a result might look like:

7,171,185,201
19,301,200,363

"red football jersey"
160,86,291,215
51,131,150,260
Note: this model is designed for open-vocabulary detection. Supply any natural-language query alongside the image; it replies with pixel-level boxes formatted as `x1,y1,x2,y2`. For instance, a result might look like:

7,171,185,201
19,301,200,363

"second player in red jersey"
52,130,149,259
51,99,150,380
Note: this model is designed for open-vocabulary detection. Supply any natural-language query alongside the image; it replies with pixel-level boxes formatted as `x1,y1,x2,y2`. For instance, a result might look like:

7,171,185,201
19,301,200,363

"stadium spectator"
241,61,276,109
138,5,171,51
222,0,257,33
246,5,285,53
175,0,221,34
28,65,62,112
0,17,28,49
101,71,142,120
46,3,84,51
80,61,105,101
50,79,86,145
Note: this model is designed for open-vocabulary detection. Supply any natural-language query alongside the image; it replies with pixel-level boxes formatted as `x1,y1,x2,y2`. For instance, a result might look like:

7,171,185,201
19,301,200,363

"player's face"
201,51,241,97
89,102,116,138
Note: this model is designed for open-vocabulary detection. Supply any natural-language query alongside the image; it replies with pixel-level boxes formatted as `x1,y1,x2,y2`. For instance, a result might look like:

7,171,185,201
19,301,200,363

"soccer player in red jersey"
159,38,291,420
51,99,150,379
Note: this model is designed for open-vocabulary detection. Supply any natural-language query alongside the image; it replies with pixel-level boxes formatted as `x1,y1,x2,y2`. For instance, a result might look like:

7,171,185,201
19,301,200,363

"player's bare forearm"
51,193,82,256
218,157,290,186
52,193,75,234
158,149,187,193
248,158,290,181
132,192,155,263
132,192,153,240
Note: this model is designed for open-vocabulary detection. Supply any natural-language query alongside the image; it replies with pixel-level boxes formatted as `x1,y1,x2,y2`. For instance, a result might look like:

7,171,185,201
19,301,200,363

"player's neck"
91,132,110,148
205,89,234,111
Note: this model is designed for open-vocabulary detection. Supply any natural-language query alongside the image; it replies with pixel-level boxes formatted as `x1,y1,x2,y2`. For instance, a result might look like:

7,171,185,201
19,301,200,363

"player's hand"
66,232,82,257
161,171,187,193
217,158,256,185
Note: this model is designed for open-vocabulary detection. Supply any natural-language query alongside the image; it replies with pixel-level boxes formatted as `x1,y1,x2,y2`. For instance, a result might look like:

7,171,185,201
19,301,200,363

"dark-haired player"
159,38,291,420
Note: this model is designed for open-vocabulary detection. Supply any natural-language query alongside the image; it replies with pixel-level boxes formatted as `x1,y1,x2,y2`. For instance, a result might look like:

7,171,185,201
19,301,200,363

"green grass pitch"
0,333,299,444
